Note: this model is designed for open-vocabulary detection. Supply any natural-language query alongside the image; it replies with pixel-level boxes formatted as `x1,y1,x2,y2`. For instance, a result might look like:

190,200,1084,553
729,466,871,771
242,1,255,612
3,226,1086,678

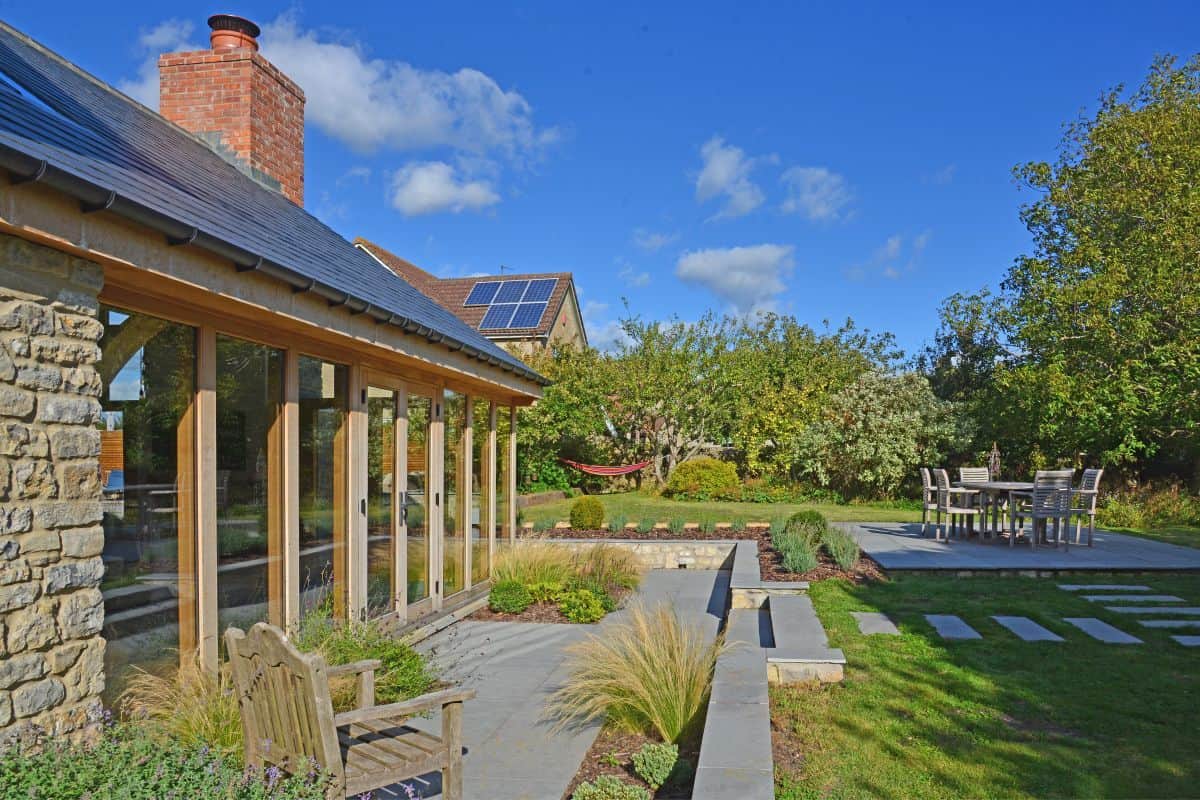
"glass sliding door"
406,393,432,608
98,306,196,698
298,357,348,619
366,386,397,617
470,398,491,585
215,335,283,632
442,390,466,597
496,404,512,544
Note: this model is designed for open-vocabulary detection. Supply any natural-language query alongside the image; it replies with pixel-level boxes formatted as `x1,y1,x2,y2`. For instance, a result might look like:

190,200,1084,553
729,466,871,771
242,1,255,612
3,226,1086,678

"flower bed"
567,726,699,799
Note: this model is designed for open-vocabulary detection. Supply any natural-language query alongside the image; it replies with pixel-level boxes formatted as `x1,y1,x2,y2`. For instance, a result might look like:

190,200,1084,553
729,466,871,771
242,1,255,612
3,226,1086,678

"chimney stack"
158,14,306,205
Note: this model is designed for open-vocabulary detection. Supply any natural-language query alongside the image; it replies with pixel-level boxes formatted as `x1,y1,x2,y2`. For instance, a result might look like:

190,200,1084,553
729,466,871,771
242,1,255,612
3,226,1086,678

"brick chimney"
158,14,306,205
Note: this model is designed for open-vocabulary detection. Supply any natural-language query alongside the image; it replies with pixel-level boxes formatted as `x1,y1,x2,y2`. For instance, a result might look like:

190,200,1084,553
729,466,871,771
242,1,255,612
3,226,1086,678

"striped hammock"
560,458,651,477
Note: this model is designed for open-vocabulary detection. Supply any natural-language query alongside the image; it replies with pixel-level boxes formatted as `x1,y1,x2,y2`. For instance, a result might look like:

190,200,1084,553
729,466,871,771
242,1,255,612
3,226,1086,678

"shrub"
663,457,739,500
821,527,861,569
528,580,566,604
632,742,679,790
548,603,724,743
0,723,332,799
118,658,242,762
293,610,436,709
571,496,606,530
558,588,607,623
778,534,820,573
638,517,657,533
574,544,642,590
785,510,828,539
1098,483,1200,529
668,517,686,534
572,775,651,800
729,517,747,533
608,513,629,533
494,542,574,586
490,579,533,614
568,576,619,612
699,517,716,534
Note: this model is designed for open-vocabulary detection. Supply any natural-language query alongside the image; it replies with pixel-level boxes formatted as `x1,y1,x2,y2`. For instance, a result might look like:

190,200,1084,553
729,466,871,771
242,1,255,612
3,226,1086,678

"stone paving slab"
1082,594,1184,603
851,611,901,635
1063,617,1142,644
1171,635,1200,646
1138,619,1200,629
993,616,1065,642
926,614,982,640
1058,584,1152,591
1107,606,1200,615
844,521,1200,571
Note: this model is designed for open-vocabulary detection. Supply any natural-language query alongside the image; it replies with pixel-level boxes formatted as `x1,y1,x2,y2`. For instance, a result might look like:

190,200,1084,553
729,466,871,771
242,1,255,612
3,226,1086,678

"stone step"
1107,606,1200,615
925,614,982,640
1171,635,1200,647
1082,594,1184,603
993,616,1064,642
1058,584,1152,592
1137,619,1200,629
102,598,178,629
1063,618,1141,644
764,594,844,683
851,611,900,635
101,582,175,613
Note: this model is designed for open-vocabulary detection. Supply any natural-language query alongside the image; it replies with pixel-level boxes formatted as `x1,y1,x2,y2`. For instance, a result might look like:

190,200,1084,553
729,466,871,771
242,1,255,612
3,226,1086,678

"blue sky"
5,1,1198,353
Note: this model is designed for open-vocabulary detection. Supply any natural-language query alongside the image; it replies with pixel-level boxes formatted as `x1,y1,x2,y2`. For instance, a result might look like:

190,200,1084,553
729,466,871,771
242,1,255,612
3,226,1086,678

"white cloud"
260,14,554,161
675,244,794,314
632,228,679,252
389,161,500,216
336,166,372,187
117,19,201,107
695,137,766,219
582,301,632,352
780,166,853,222
847,230,933,281
618,263,651,288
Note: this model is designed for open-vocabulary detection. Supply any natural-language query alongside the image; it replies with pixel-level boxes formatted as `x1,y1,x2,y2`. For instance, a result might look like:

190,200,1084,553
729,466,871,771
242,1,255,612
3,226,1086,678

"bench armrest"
334,687,477,728
326,659,382,678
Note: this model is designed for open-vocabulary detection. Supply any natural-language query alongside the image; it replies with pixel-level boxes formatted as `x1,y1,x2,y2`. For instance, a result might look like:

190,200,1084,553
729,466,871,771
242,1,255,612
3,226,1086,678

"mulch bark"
470,587,634,624
563,725,699,799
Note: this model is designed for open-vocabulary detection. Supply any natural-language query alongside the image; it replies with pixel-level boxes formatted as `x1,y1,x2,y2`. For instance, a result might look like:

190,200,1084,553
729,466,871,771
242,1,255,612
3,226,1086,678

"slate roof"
355,238,579,342
0,22,546,386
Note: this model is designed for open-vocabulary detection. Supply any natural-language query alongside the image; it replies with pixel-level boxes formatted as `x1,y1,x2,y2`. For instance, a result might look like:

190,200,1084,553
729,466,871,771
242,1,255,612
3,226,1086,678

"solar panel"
480,304,518,329
464,281,501,306
510,302,547,329
523,278,557,302
494,280,529,303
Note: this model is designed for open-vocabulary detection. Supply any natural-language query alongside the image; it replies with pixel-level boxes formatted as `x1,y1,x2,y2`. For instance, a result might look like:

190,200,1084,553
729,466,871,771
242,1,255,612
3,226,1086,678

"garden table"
957,480,1034,539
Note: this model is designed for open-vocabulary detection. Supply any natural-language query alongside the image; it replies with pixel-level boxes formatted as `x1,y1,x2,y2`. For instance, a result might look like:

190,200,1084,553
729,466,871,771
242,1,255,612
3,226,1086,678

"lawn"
519,491,921,526
1100,524,1200,551
773,573,1200,799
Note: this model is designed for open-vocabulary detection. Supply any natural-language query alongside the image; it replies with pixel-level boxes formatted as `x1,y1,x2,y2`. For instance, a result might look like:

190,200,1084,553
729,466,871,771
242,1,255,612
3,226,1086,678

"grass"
547,602,725,743
772,573,1200,799
118,658,243,762
1100,523,1200,550
520,491,920,527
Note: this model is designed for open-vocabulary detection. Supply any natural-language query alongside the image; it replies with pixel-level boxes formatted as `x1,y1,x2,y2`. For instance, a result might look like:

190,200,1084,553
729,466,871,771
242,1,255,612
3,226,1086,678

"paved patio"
396,568,728,800
843,522,1200,571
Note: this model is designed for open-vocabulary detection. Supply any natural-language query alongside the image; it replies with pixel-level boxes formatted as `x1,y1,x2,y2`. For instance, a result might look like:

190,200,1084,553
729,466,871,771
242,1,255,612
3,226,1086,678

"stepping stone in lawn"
925,615,981,640
1138,619,1200,629
1171,636,1200,647
851,612,900,636
1063,618,1141,644
1107,606,1200,615
1082,594,1185,603
992,616,1065,642
1058,584,1152,592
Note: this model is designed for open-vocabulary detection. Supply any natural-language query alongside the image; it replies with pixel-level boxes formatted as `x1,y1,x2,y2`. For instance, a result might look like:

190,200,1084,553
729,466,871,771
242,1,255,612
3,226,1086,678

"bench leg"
443,700,465,800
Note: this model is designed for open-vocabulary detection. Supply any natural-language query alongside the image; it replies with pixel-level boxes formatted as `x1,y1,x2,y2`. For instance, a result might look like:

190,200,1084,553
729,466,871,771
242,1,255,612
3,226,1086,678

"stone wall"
0,233,105,744
539,538,737,571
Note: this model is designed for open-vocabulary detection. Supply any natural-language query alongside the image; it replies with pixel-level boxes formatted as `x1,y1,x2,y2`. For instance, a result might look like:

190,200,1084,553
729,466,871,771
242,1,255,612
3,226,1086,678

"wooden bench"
225,622,475,799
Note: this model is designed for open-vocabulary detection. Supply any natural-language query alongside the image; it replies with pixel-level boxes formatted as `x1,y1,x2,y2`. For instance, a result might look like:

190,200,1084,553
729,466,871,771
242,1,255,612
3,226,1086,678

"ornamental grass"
547,603,725,743
493,541,575,586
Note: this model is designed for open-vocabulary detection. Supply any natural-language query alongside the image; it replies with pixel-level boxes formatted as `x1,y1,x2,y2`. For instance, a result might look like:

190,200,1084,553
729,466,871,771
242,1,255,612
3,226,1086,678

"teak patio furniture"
920,467,939,536
958,466,995,531
1012,469,1076,550
225,623,475,799
931,468,982,541
1071,468,1104,546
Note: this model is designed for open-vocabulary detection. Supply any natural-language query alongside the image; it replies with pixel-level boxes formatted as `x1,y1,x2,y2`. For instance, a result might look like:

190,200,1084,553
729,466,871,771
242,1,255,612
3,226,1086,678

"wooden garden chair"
1012,469,1075,550
920,467,938,536
225,623,475,799
958,466,994,534
932,469,981,541
1071,468,1104,547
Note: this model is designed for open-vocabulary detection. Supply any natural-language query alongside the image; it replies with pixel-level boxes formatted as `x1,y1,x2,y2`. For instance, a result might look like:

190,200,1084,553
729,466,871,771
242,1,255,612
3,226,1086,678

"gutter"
0,144,550,387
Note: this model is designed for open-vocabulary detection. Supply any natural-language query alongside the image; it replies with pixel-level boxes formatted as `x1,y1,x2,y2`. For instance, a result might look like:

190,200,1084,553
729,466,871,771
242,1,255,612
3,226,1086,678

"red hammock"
560,458,651,477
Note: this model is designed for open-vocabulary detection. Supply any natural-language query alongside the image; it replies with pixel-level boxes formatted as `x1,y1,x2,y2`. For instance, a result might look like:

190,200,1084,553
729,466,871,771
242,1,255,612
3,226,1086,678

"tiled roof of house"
355,238,575,340
0,22,546,386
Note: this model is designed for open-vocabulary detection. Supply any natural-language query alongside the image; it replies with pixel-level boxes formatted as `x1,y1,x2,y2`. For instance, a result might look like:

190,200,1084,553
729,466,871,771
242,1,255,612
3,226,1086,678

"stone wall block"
48,426,99,459
60,527,104,559
57,588,103,638
43,558,103,594
51,288,99,315
0,693,10,727
11,677,65,718
0,339,13,381
0,422,49,458
0,582,38,614
36,395,100,425
6,236,70,278
62,638,104,702
0,458,9,499
6,598,59,653
0,301,55,335
46,640,86,674
33,501,101,530
0,385,34,418
61,367,101,397
12,461,57,499
0,653,46,690
15,363,62,392
55,313,104,342
0,558,32,586
59,462,100,500
0,506,32,536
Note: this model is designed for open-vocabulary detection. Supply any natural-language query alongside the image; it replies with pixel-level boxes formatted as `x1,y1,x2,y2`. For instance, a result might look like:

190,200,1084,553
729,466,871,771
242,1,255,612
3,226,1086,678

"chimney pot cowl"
208,14,261,52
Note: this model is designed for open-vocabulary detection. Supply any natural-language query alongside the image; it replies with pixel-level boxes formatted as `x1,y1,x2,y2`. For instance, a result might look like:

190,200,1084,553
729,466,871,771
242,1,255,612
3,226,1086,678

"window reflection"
298,357,347,619
366,387,395,617
471,399,491,585
443,390,465,596
406,394,431,605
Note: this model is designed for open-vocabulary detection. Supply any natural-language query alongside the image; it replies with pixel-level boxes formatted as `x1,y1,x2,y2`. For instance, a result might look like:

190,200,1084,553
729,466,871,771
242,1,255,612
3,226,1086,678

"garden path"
391,568,728,800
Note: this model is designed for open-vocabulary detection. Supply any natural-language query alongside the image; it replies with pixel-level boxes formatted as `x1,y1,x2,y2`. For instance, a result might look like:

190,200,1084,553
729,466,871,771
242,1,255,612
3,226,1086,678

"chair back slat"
1079,468,1103,493
959,466,990,483
1031,469,1074,514
225,623,344,782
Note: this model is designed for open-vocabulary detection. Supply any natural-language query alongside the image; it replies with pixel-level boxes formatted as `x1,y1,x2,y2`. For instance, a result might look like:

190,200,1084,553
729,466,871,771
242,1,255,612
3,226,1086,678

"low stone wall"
0,233,106,744
536,538,737,570
515,490,567,509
